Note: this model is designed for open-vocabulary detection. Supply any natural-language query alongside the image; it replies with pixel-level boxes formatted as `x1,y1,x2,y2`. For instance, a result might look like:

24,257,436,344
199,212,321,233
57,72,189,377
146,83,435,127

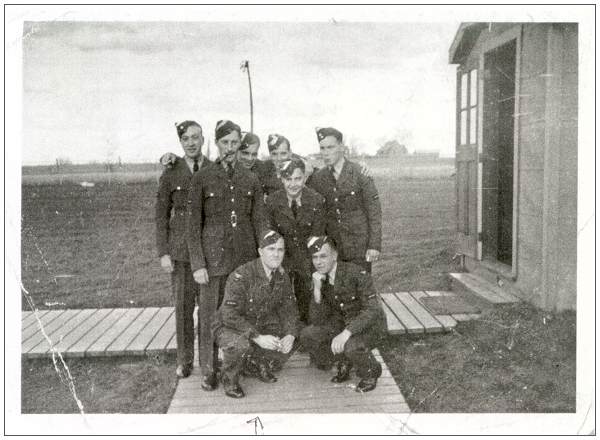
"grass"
379,302,576,412
21,354,177,414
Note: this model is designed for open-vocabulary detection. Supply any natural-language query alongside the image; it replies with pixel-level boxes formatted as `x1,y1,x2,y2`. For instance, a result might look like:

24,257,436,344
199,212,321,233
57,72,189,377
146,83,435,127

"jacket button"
340,303,344,307
249,298,253,302
231,198,235,202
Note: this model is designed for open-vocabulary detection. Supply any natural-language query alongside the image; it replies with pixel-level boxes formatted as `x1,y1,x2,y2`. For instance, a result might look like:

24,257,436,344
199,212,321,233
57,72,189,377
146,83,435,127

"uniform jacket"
187,160,268,276
265,187,326,273
212,258,300,339
250,159,282,196
309,261,386,335
308,160,382,262
155,156,211,261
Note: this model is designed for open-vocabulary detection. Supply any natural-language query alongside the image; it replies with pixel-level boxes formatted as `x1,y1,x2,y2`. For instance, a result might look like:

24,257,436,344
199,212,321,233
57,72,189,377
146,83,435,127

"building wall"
456,23,577,310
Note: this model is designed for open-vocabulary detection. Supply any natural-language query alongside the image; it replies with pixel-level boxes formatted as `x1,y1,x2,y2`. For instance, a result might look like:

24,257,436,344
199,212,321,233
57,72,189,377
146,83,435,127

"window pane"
470,107,477,144
461,73,468,109
460,110,467,145
470,69,478,106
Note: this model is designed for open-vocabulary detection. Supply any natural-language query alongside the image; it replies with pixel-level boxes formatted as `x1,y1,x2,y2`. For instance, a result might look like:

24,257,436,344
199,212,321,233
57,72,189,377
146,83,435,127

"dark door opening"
482,40,516,266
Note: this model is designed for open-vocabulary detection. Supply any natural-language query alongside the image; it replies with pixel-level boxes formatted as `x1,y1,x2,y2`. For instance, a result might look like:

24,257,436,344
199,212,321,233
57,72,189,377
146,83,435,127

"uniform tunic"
308,159,382,271
155,156,211,366
300,261,385,378
265,187,326,321
187,160,268,374
212,258,300,380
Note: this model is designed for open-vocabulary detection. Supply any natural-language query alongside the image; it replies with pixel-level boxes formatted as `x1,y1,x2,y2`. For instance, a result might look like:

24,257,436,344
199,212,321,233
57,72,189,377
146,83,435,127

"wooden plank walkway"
21,307,177,359
168,349,409,414
21,289,484,357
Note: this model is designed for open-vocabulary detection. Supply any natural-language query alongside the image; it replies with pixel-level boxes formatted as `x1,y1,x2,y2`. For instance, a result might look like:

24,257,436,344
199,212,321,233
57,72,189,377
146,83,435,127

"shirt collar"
184,155,203,173
327,262,338,285
261,260,281,280
331,158,345,178
287,194,302,208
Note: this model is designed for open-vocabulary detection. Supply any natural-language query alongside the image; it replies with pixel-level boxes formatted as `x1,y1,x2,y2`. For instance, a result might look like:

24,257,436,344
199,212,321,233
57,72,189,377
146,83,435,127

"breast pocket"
339,189,362,211
240,189,254,215
171,182,189,209
203,189,223,215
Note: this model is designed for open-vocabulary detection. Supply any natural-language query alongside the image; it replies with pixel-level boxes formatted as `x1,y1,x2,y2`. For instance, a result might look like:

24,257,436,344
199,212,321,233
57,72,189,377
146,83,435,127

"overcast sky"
22,21,459,165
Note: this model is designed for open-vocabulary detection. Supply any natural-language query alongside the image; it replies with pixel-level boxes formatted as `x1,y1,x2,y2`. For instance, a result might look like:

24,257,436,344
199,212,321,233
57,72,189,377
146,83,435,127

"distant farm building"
376,140,408,157
450,23,577,311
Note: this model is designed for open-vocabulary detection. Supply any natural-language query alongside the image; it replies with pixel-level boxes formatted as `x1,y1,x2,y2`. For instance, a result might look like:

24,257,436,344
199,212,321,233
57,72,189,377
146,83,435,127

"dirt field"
21,162,458,309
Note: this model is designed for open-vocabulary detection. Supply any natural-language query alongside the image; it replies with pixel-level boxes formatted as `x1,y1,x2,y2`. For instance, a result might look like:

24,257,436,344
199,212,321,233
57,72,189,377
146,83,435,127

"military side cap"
175,120,201,139
267,133,290,152
215,119,241,141
259,230,283,248
240,132,260,151
307,236,334,254
280,158,306,178
315,126,343,143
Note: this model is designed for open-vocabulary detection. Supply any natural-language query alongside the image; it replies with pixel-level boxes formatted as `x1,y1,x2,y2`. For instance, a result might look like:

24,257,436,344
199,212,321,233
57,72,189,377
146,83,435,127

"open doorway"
481,39,516,267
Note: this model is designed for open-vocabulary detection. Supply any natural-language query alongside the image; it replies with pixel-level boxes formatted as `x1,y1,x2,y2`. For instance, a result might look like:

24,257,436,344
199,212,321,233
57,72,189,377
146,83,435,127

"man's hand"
312,271,325,303
252,334,281,351
331,329,352,355
192,268,209,285
365,249,380,263
160,255,174,273
279,335,295,354
159,152,179,169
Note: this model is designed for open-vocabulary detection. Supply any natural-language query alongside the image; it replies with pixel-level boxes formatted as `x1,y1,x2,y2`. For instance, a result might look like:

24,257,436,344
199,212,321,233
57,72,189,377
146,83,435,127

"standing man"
308,127,382,272
237,132,281,197
265,159,326,323
212,230,300,398
155,120,211,378
300,236,386,393
187,119,267,391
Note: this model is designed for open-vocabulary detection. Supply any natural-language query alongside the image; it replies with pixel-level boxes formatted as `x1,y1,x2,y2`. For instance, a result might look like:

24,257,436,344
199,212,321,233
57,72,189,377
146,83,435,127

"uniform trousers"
197,274,227,375
171,261,201,366
215,325,293,381
289,270,311,324
299,324,383,379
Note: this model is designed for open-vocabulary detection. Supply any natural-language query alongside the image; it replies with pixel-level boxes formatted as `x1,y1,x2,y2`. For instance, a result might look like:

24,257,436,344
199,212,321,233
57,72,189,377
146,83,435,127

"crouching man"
300,236,386,393
212,230,300,398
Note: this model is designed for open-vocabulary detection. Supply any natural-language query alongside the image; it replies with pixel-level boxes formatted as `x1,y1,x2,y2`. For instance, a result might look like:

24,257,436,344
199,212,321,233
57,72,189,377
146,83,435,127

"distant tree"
376,140,408,157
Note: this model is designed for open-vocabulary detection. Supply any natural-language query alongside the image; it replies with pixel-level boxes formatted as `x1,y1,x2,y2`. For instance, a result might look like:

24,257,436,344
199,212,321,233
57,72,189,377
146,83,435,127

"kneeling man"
300,236,386,392
212,230,300,398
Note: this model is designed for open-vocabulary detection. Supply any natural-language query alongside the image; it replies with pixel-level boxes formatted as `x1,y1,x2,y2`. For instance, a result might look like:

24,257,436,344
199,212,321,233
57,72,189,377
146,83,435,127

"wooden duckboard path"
168,349,409,414
21,307,176,359
379,291,482,335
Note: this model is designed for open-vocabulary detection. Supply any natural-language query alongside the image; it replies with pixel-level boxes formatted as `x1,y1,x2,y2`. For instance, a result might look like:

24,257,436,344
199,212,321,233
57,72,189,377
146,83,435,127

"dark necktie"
291,199,298,218
269,270,277,291
329,166,337,180
321,274,331,297
227,163,234,179
193,159,199,173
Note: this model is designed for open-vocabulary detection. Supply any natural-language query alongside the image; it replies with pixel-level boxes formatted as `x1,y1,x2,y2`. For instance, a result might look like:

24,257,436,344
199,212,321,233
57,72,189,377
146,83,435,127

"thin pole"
241,60,254,132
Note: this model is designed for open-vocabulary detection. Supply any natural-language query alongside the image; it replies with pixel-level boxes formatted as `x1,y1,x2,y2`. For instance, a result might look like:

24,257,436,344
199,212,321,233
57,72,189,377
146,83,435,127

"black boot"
200,372,218,391
355,357,382,393
331,361,351,383
222,374,245,398
257,359,278,383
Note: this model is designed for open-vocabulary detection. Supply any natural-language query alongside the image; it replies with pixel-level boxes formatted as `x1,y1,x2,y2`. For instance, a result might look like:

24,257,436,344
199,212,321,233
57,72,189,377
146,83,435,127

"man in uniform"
266,133,316,185
212,230,300,398
237,132,281,197
308,127,382,272
300,236,385,393
155,120,211,378
265,158,326,323
187,119,267,391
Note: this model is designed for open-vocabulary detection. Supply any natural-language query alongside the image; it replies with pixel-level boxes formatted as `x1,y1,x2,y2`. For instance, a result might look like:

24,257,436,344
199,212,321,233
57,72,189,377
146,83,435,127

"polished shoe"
200,372,218,391
222,375,245,398
176,363,192,378
266,358,282,373
331,362,351,383
257,361,278,383
356,377,378,393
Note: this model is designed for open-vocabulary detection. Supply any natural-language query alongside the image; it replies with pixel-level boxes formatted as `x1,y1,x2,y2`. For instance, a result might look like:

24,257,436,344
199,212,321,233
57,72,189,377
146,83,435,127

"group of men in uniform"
155,119,385,398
